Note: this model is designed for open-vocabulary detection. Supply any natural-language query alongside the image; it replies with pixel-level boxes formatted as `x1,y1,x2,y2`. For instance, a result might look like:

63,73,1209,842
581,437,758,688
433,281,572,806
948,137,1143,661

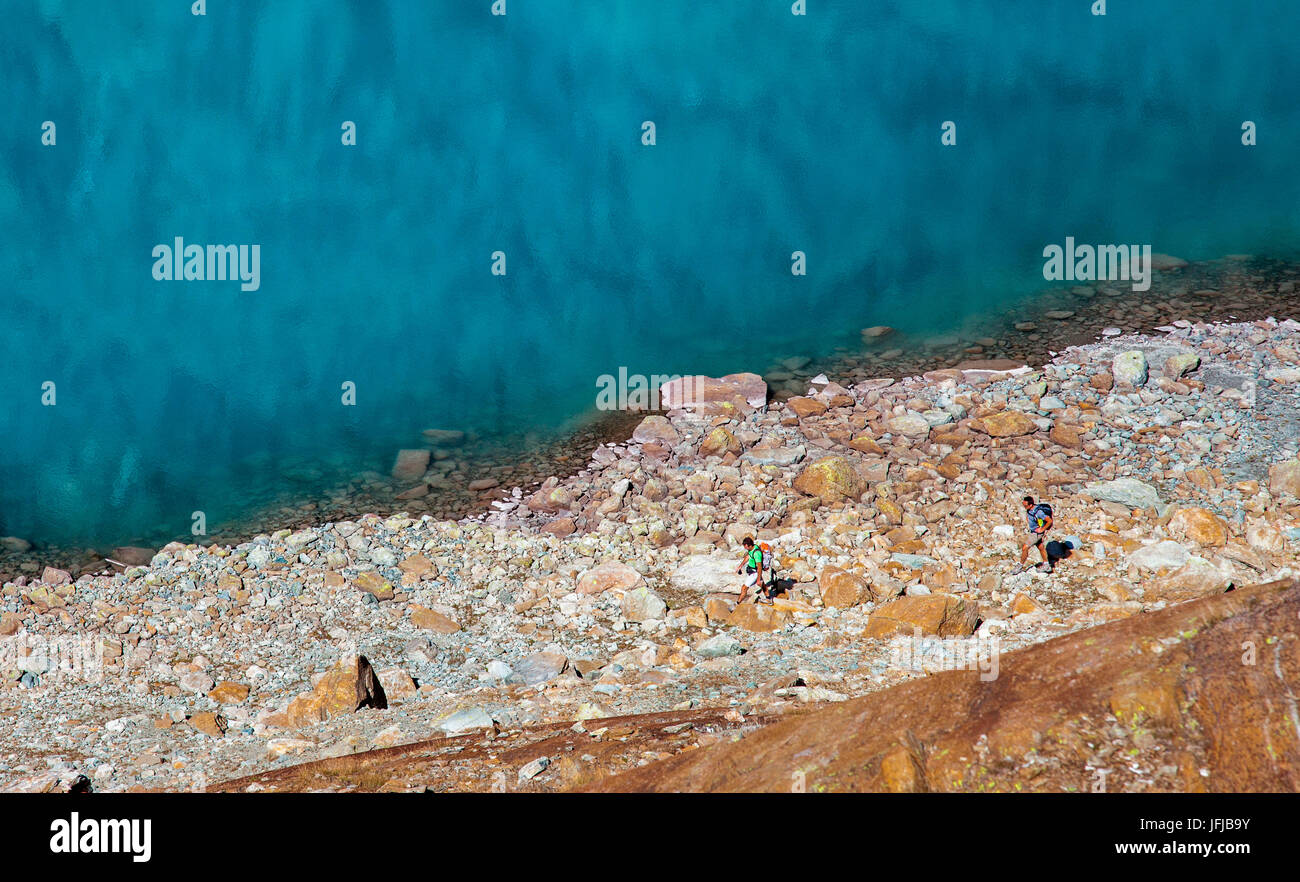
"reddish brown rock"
188,711,227,738
1048,422,1084,449
1167,507,1229,548
861,594,979,638
698,427,741,457
541,517,576,538
848,435,884,454
1010,592,1044,616
817,566,870,609
725,603,789,633
876,498,904,525
266,654,387,729
786,396,828,419
527,481,574,513
704,596,737,622
792,456,864,503
973,411,1038,438
353,571,393,601
631,415,680,448
1269,460,1300,497
40,566,71,586
397,554,436,579
410,605,461,633
208,681,250,704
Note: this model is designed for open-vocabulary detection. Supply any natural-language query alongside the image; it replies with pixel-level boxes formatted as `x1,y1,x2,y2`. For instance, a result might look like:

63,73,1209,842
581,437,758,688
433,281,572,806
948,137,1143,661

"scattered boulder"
1112,350,1149,386
1167,507,1228,548
1048,422,1084,448
672,555,744,594
1146,557,1237,602
1127,540,1192,572
266,654,387,728
1089,372,1114,392
786,397,828,419
887,415,931,438
862,594,979,638
188,712,227,738
41,566,71,586
1163,353,1201,379
436,707,495,736
659,373,768,416
698,427,741,457
1084,478,1165,512
376,667,418,700
353,571,394,601
577,561,644,596
410,605,460,633
818,566,870,608
510,652,569,686
1269,460,1300,498
973,411,1037,438
792,456,864,503
208,681,250,704
725,603,789,633
696,634,745,659
542,517,577,538
631,416,680,448
622,586,668,622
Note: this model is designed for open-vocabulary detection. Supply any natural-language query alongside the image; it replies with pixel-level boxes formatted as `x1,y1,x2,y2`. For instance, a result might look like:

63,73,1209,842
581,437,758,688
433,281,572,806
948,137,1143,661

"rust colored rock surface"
586,579,1300,792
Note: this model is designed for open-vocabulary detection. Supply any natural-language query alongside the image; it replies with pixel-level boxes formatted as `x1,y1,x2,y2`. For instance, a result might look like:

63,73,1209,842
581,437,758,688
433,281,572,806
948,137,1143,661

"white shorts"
743,569,759,588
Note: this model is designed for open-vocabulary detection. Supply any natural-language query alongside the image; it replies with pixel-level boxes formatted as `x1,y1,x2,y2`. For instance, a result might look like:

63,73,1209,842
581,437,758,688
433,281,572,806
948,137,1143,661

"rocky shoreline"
2,256,1299,793
7,253,1299,585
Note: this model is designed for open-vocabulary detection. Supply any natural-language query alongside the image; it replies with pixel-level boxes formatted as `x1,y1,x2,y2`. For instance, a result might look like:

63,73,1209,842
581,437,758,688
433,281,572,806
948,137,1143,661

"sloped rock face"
586,579,1300,793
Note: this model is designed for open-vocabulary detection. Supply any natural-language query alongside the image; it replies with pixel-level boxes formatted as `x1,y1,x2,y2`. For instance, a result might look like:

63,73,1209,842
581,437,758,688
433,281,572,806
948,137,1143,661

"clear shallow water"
2,0,1299,548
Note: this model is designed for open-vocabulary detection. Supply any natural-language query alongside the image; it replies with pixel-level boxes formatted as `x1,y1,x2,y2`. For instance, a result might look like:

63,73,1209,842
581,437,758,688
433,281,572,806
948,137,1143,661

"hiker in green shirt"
736,537,771,604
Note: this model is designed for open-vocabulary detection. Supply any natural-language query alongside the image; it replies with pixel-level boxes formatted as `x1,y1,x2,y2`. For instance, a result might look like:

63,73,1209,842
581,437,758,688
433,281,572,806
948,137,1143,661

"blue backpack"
1029,503,1053,530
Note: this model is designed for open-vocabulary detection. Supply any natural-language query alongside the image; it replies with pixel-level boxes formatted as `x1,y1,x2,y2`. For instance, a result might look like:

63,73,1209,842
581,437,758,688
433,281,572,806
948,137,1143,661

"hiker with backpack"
736,536,773,604
1012,495,1054,574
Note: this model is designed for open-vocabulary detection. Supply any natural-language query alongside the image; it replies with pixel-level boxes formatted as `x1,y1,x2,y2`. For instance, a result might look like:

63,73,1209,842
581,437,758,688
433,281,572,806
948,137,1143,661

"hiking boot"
1010,564,1027,575
1036,562,1054,573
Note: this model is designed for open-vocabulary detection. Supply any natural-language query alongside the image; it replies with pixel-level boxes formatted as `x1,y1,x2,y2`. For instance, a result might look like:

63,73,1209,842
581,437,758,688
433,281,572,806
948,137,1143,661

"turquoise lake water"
2,0,1299,548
